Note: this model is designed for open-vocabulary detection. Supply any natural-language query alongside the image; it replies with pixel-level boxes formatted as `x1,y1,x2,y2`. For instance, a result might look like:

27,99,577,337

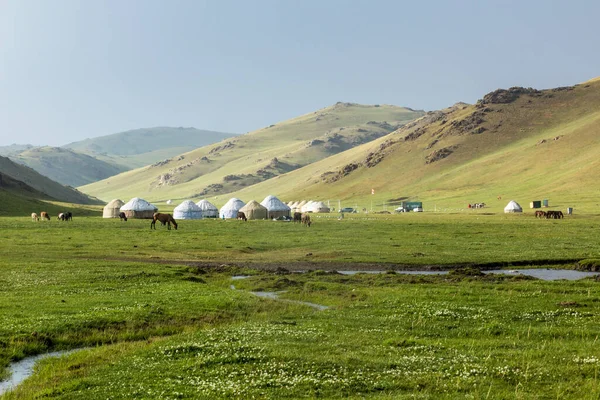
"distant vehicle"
339,207,356,213
394,201,423,213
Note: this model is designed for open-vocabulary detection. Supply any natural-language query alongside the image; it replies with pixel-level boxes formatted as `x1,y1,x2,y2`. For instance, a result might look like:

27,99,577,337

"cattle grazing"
237,211,247,221
40,212,50,221
151,213,178,230
301,213,311,227
119,212,128,221
293,212,302,223
31,213,39,222
58,213,65,221
65,212,72,221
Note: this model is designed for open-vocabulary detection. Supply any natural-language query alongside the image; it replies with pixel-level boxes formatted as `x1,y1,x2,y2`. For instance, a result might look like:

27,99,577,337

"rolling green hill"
0,144,35,156
79,104,424,201
216,78,600,213
65,127,238,169
10,146,128,187
0,156,103,206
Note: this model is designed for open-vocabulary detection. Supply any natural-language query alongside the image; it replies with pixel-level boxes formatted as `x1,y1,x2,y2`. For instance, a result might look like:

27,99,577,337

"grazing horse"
31,213,39,221
546,211,564,219
301,213,311,227
293,212,302,223
40,211,50,221
237,211,247,221
151,213,178,230
535,210,546,218
119,212,128,221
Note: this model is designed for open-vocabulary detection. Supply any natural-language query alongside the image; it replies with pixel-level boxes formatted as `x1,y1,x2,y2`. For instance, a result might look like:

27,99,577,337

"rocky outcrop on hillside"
321,162,360,183
209,140,236,155
478,87,542,105
426,146,457,164
447,110,487,135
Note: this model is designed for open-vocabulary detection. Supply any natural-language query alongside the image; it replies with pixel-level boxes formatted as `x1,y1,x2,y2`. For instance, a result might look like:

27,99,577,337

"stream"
0,350,77,396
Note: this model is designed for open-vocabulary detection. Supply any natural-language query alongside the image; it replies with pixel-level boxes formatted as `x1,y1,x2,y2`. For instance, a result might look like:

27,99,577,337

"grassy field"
1,214,600,398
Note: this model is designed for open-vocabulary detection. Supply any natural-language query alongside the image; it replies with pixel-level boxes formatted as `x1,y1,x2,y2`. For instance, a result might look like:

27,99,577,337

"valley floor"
1,214,599,399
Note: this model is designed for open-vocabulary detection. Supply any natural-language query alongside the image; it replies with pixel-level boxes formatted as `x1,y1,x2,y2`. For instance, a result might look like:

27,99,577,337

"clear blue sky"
1,0,598,146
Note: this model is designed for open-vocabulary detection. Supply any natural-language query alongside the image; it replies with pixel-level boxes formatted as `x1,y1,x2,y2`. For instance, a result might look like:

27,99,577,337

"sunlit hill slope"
222,78,600,212
80,104,424,201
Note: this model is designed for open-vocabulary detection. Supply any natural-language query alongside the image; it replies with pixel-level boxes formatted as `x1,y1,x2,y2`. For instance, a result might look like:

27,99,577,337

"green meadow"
1,213,600,399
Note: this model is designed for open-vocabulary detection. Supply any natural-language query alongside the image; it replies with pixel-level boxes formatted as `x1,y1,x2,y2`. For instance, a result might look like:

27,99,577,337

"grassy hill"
65,127,238,169
10,146,128,187
217,78,600,213
79,104,424,201
0,144,35,156
0,156,103,206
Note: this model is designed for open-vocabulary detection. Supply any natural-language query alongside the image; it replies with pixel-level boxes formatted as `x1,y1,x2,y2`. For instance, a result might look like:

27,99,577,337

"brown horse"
535,210,546,218
293,212,302,223
151,213,178,230
301,213,311,227
237,211,247,221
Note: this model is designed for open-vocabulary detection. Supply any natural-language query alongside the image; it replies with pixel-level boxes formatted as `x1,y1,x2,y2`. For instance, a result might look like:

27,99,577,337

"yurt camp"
239,200,268,220
173,200,202,220
261,195,291,219
196,199,219,218
219,198,246,219
120,197,158,219
103,199,124,218
305,201,330,213
504,200,523,213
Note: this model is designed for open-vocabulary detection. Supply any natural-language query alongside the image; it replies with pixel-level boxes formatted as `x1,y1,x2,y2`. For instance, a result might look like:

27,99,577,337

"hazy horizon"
1,0,599,147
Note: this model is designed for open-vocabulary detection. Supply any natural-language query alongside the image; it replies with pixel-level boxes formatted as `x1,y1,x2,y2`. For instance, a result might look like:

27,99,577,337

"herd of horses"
535,210,564,219
235,211,311,226
31,211,72,221
29,210,312,229
28,208,566,228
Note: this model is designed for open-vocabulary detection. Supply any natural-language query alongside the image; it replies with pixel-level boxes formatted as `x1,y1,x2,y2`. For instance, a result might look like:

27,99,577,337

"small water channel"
0,350,76,396
230,278,329,310
337,269,599,280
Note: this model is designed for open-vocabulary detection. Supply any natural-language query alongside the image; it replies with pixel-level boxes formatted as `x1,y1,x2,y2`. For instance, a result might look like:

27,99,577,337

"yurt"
196,199,219,218
306,201,330,213
301,201,314,213
504,200,523,213
173,200,202,220
219,198,246,219
290,201,300,212
103,199,124,218
261,195,291,219
239,200,268,220
120,197,158,219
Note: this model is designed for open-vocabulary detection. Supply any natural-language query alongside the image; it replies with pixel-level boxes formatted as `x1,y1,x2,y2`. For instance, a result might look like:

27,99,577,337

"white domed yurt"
173,200,202,220
196,199,219,218
219,198,246,219
289,201,300,212
120,197,158,219
305,201,330,213
103,199,124,218
261,195,291,219
504,200,523,213
239,200,268,220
